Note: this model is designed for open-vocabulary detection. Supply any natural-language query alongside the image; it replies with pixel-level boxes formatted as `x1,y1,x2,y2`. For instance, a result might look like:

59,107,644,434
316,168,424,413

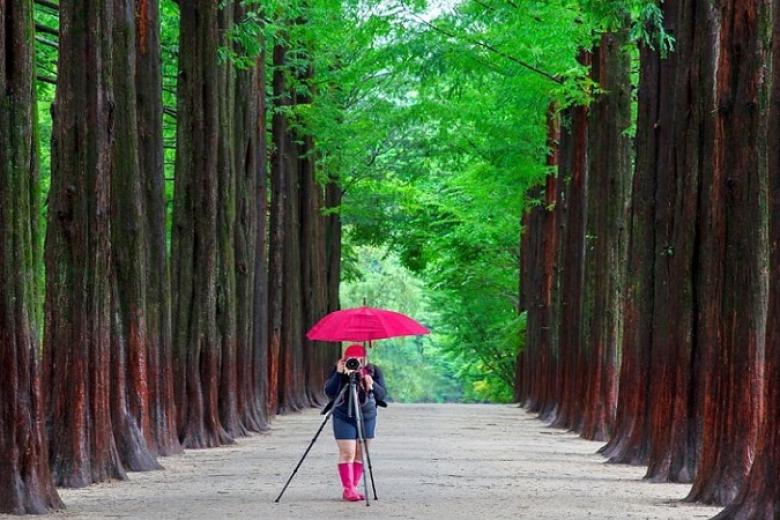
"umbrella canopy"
306,306,430,342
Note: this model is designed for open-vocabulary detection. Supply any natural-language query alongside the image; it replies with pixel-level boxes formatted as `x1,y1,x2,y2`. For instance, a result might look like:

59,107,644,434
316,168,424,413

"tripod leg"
357,410,378,500
351,383,372,507
275,384,348,503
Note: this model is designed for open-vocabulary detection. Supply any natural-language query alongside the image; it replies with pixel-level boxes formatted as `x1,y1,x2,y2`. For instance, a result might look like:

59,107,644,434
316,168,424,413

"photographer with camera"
324,344,387,502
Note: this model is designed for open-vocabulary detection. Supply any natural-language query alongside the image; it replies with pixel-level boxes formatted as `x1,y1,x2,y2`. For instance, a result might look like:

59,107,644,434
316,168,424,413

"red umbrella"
306,306,430,342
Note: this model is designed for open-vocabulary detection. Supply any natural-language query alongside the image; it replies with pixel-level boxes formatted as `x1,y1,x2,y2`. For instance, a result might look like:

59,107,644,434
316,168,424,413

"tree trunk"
325,178,343,363
515,205,532,404
549,94,589,431
280,103,307,412
713,6,780,517
45,0,127,487
644,0,714,484
579,27,631,442
135,0,181,457
215,4,246,439
234,6,269,433
301,133,330,407
601,0,679,465
0,0,63,511
687,0,769,505
109,0,162,472
171,0,232,449
537,108,560,422
267,41,288,415
521,112,559,419
519,184,544,410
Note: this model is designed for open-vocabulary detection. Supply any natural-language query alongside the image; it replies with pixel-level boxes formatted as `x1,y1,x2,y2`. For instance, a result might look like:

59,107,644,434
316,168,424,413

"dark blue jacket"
323,364,387,420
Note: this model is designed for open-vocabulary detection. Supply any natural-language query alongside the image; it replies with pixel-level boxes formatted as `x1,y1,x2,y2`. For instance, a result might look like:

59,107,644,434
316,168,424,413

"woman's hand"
336,359,346,374
362,373,374,391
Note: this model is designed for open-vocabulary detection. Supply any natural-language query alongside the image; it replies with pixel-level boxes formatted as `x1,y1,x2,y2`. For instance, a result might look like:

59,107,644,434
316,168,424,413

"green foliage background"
31,0,662,402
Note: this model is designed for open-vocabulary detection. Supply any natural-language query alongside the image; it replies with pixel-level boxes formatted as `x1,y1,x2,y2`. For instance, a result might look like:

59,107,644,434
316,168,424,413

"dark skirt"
333,413,377,440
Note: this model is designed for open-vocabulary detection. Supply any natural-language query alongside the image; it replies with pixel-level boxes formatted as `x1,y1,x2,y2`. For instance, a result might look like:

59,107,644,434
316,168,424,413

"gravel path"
7,404,722,519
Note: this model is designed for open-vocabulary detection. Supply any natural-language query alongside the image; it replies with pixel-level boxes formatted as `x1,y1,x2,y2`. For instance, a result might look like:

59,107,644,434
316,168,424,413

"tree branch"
34,0,59,11
35,23,58,37
35,35,58,49
410,12,562,84
37,74,57,85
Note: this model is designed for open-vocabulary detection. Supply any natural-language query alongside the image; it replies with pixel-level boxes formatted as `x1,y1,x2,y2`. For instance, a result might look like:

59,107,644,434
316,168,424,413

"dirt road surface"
7,404,721,519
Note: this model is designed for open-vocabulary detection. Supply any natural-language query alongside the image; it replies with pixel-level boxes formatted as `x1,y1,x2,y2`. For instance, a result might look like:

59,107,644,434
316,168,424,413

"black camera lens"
345,358,360,371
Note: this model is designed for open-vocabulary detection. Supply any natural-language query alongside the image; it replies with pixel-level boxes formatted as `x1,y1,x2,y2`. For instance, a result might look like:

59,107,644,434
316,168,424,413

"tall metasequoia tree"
715,6,780,518
536,114,560,422
267,41,288,415
516,199,533,404
688,0,768,505
280,86,308,412
517,183,544,407
644,0,713,483
44,0,128,487
233,8,269,433
325,179,342,316
0,0,63,511
578,26,631,442
519,109,559,419
601,0,679,465
549,97,589,432
216,2,271,436
171,0,232,448
215,4,246,438
270,36,334,413
109,0,162,472
135,0,181,456
299,65,332,407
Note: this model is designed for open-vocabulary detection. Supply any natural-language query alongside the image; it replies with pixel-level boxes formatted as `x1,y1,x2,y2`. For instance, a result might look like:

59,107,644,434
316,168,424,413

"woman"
324,344,387,502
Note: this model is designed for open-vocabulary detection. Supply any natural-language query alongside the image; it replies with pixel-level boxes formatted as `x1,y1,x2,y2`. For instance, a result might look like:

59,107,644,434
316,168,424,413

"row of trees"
518,0,779,518
1,0,340,513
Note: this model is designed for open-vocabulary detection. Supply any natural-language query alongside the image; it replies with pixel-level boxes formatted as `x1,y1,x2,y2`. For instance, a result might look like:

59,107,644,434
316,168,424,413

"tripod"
275,371,378,506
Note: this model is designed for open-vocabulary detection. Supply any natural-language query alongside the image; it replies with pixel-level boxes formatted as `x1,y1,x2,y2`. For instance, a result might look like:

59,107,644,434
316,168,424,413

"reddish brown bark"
135,0,181,457
518,184,544,410
0,0,63,511
520,106,560,419
537,113,560,422
45,0,127,487
234,6,269,433
643,0,714,484
301,133,330,407
109,0,162,472
215,5,246,439
687,0,768,505
324,176,343,374
579,27,631,442
325,179,342,318
171,0,232,449
515,206,532,404
713,8,780,517
267,41,288,415
549,99,589,432
280,107,308,412
601,1,679,465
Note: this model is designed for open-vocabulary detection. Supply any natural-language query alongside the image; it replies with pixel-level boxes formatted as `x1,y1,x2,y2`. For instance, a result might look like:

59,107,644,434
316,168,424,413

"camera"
345,357,361,372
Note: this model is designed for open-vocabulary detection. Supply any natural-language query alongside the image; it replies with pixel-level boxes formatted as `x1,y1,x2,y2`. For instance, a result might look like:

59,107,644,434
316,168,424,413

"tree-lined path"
0,405,720,520
5,0,780,518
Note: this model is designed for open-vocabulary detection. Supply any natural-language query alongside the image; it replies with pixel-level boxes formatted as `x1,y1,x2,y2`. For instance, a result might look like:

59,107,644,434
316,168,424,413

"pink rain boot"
338,463,361,502
351,461,366,500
